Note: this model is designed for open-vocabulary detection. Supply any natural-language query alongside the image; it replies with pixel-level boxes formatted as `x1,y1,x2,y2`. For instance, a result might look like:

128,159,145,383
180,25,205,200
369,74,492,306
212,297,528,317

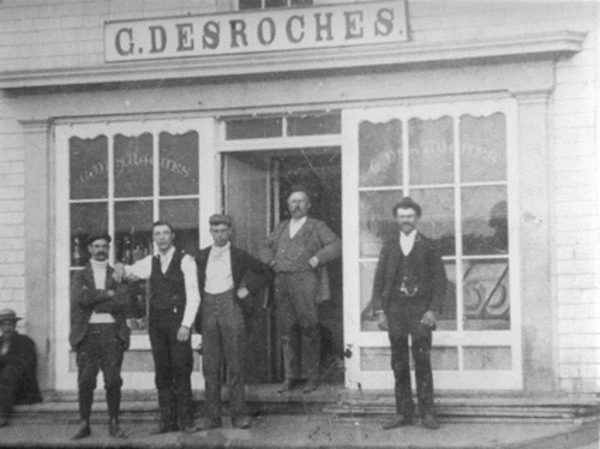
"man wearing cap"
69,234,130,439
260,186,341,394
194,214,273,431
0,309,42,427
371,197,447,430
116,221,200,434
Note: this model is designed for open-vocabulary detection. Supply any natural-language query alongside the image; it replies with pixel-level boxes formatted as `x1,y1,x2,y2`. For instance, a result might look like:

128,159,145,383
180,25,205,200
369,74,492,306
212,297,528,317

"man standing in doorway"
116,221,200,433
260,185,341,394
70,234,130,440
195,214,273,431
371,197,447,430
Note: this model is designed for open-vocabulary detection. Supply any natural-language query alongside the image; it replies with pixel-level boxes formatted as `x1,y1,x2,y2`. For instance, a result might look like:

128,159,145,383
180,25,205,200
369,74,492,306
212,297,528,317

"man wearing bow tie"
115,221,200,434
194,214,273,431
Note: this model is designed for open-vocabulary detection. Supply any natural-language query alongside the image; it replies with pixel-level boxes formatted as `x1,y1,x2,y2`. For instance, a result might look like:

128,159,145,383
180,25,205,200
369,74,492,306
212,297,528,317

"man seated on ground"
0,308,43,427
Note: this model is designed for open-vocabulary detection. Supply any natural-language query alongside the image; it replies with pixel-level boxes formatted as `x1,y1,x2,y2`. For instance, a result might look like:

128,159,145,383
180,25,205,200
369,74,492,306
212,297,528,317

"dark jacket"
195,244,274,333
0,332,43,404
69,263,131,350
371,232,447,314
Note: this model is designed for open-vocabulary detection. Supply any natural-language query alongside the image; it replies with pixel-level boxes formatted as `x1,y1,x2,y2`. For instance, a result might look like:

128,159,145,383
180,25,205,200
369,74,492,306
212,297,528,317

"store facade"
0,0,598,394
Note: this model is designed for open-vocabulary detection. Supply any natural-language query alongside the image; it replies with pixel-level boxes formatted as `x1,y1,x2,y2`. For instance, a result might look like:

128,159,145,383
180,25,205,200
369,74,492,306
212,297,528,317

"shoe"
71,419,91,440
382,415,412,430
152,422,177,434
231,415,251,429
108,418,127,438
278,379,294,394
178,421,198,433
302,378,319,393
422,413,440,429
196,417,222,431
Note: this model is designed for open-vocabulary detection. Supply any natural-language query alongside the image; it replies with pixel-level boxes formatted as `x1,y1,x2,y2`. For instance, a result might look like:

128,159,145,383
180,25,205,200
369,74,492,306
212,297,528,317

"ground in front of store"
0,415,598,449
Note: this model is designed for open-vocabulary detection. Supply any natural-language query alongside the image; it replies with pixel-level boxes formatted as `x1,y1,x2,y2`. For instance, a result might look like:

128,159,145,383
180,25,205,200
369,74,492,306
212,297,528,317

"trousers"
75,323,124,419
149,307,193,427
275,271,320,381
201,289,247,419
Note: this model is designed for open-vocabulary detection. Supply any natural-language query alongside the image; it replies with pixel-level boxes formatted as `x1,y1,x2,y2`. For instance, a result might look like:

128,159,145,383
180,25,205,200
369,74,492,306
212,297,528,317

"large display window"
343,100,521,390
55,119,215,390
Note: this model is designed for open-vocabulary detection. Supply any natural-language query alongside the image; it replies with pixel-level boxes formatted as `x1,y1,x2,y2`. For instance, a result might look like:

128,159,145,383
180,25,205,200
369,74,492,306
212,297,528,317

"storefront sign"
104,0,408,62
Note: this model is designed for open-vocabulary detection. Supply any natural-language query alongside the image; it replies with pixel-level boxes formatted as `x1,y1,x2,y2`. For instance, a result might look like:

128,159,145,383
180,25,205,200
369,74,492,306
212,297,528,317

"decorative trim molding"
0,30,586,90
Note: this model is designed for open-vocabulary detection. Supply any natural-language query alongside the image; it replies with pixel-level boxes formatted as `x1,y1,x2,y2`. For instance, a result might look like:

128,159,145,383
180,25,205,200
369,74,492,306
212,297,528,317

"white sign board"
104,1,409,62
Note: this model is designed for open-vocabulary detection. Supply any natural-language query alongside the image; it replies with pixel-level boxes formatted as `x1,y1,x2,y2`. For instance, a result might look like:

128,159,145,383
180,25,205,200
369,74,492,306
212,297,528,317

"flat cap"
86,233,112,246
394,197,422,217
0,308,22,323
209,214,232,227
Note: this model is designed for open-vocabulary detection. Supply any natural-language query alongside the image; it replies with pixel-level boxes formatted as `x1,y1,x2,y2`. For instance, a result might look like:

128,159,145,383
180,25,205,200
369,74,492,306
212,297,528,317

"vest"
273,223,312,273
149,250,186,311
391,245,432,300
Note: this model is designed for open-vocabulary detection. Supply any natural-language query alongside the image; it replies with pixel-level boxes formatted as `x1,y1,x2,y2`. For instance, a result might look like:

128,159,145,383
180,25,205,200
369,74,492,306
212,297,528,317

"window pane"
359,119,402,187
70,135,108,200
292,0,312,5
463,346,511,370
287,113,341,136
409,188,455,256
265,0,286,6
160,199,199,256
360,261,378,332
239,0,261,9
461,113,506,183
70,202,108,267
462,186,508,255
226,118,282,140
462,259,510,331
114,133,153,198
409,116,454,185
159,131,199,196
438,261,457,331
359,190,402,258
114,201,153,264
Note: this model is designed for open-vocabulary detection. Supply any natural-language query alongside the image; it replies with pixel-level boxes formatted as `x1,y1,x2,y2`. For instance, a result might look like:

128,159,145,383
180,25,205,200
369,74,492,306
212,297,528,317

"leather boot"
109,417,127,438
71,419,91,440
176,394,196,433
152,389,176,434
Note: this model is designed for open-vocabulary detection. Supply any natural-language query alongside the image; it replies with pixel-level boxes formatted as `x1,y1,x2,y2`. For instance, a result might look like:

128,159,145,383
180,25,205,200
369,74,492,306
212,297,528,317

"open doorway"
223,147,343,385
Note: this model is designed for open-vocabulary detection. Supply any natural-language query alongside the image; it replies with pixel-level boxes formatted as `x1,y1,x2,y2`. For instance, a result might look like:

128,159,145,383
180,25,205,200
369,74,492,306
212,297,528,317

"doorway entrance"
222,147,343,385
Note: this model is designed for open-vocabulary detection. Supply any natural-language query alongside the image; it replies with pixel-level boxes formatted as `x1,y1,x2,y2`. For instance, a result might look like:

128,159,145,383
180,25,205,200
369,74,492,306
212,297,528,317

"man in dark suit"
0,308,42,427
195,214,273,431
371,197,447,430
69,234,130,440
260,186,341,394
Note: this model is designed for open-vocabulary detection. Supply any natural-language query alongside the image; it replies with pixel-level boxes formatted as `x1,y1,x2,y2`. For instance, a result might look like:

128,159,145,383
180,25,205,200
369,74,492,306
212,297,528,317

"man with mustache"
260,185,341,394
70,234,131,440
371,197,447,430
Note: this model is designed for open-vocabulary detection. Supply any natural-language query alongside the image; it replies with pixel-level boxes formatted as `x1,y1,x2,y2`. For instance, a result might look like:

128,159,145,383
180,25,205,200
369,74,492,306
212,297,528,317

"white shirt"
89,259,115,324
125,246,201,328
289,216,307,238
205,242,234,294
400,230,417,256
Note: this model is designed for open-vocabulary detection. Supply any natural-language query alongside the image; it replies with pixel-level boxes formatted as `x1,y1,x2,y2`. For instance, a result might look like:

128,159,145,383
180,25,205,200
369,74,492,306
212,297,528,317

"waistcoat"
274,223,312,273
149,250,186,311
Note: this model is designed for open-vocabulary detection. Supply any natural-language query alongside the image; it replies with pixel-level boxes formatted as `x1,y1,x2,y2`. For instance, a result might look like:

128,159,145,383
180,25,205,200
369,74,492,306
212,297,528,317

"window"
224,111,340,140
69,125,200,332
359,108,510,334
239,0,312,10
